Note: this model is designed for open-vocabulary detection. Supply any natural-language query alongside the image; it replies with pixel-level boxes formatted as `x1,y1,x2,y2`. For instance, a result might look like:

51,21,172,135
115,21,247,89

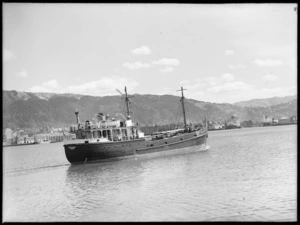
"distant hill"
2,90,297,129
233,95,297,107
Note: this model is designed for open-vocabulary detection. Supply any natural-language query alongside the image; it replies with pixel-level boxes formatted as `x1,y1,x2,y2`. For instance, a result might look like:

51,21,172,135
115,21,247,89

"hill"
233,95,297,107
2,90,297,129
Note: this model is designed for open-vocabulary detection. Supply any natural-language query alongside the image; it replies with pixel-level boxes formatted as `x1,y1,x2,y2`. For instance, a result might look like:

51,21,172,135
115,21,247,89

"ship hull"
64,130,208,164
225,125,241,129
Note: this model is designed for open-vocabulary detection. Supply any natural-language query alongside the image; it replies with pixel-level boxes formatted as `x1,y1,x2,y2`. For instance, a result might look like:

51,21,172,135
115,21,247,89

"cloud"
179,80,190,86
263,74,278,82
179,79,209,92
225,50,235,55
228,64,246,70
286,58,296,68
160,67,174,73
131,46,152,55
152,58,180,66
28,80,62,93
27,76,139,96
254,85,296,98
208,81,252,93
177,72,294,104
4,49,16,61
203,76,218,86
44,80,60,89
122,57,180,71
253,59,283,66
233,85,297,103
123,61,152,70
182,74,244,94
16,70,28,78
221,73,235,82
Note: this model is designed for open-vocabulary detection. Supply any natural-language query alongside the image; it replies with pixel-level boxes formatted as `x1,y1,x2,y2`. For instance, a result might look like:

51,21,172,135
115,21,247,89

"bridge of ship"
72,119,142,142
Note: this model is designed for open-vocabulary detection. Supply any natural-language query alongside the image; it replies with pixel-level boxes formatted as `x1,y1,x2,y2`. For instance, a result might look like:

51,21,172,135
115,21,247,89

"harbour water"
3,125,297,221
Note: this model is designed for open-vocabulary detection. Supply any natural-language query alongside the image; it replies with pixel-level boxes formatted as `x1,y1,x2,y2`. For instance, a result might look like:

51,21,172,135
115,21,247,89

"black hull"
271,123,297,126
64,130,208,164
225,125,241,129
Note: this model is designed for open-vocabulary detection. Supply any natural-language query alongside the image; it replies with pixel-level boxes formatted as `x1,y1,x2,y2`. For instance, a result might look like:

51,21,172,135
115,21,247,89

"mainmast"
124,86,130,117
116,86,134,117
177,87,187,130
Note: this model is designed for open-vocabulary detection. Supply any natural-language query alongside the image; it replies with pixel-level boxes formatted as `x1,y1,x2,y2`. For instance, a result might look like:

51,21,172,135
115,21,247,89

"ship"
63,87,208,164
225,114,241,129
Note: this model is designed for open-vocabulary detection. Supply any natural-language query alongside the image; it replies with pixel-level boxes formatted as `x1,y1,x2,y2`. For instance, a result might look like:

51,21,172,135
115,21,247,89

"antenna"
177,87,187,130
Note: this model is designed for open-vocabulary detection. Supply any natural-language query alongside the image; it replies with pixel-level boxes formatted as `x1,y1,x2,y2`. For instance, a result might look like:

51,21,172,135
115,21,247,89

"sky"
3,3,297,103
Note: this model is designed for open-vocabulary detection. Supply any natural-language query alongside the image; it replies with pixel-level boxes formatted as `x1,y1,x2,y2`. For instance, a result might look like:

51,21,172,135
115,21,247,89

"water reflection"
63,149,213,221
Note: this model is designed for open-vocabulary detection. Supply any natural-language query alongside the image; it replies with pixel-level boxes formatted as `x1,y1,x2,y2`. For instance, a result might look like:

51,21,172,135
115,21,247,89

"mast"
124,86,130,117
177,87,187,130
75,109,80,129
116,86,134,117
75,110,79,124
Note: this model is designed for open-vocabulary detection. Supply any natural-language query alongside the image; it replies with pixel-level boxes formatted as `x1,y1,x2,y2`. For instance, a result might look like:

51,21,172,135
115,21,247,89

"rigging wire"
116,91,204,127
183,99,204,122
174,100,183,128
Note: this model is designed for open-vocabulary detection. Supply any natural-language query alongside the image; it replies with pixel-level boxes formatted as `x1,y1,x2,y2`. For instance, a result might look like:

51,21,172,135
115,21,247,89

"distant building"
34,133,51,143
18,129,25,136
3,133,7,145
290,116,297,123
49,133,64,143
50,128,59,134
15,135,29,144
279,116,290,124
17,136,25,144
263,115,273,126
4,128,13,141
241,120,253,127
263,116,273,123
22,136,35,144
208,121,225,130
225,114,241,129
212,123,224,130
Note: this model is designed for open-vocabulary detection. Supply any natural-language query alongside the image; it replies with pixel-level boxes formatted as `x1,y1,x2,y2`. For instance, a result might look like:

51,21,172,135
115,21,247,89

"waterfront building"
34,133,51,143
24,136,35,144
49,133,64,143
290,116,297,123
4,128,13,143
279,116,290,124
263,115,273,126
